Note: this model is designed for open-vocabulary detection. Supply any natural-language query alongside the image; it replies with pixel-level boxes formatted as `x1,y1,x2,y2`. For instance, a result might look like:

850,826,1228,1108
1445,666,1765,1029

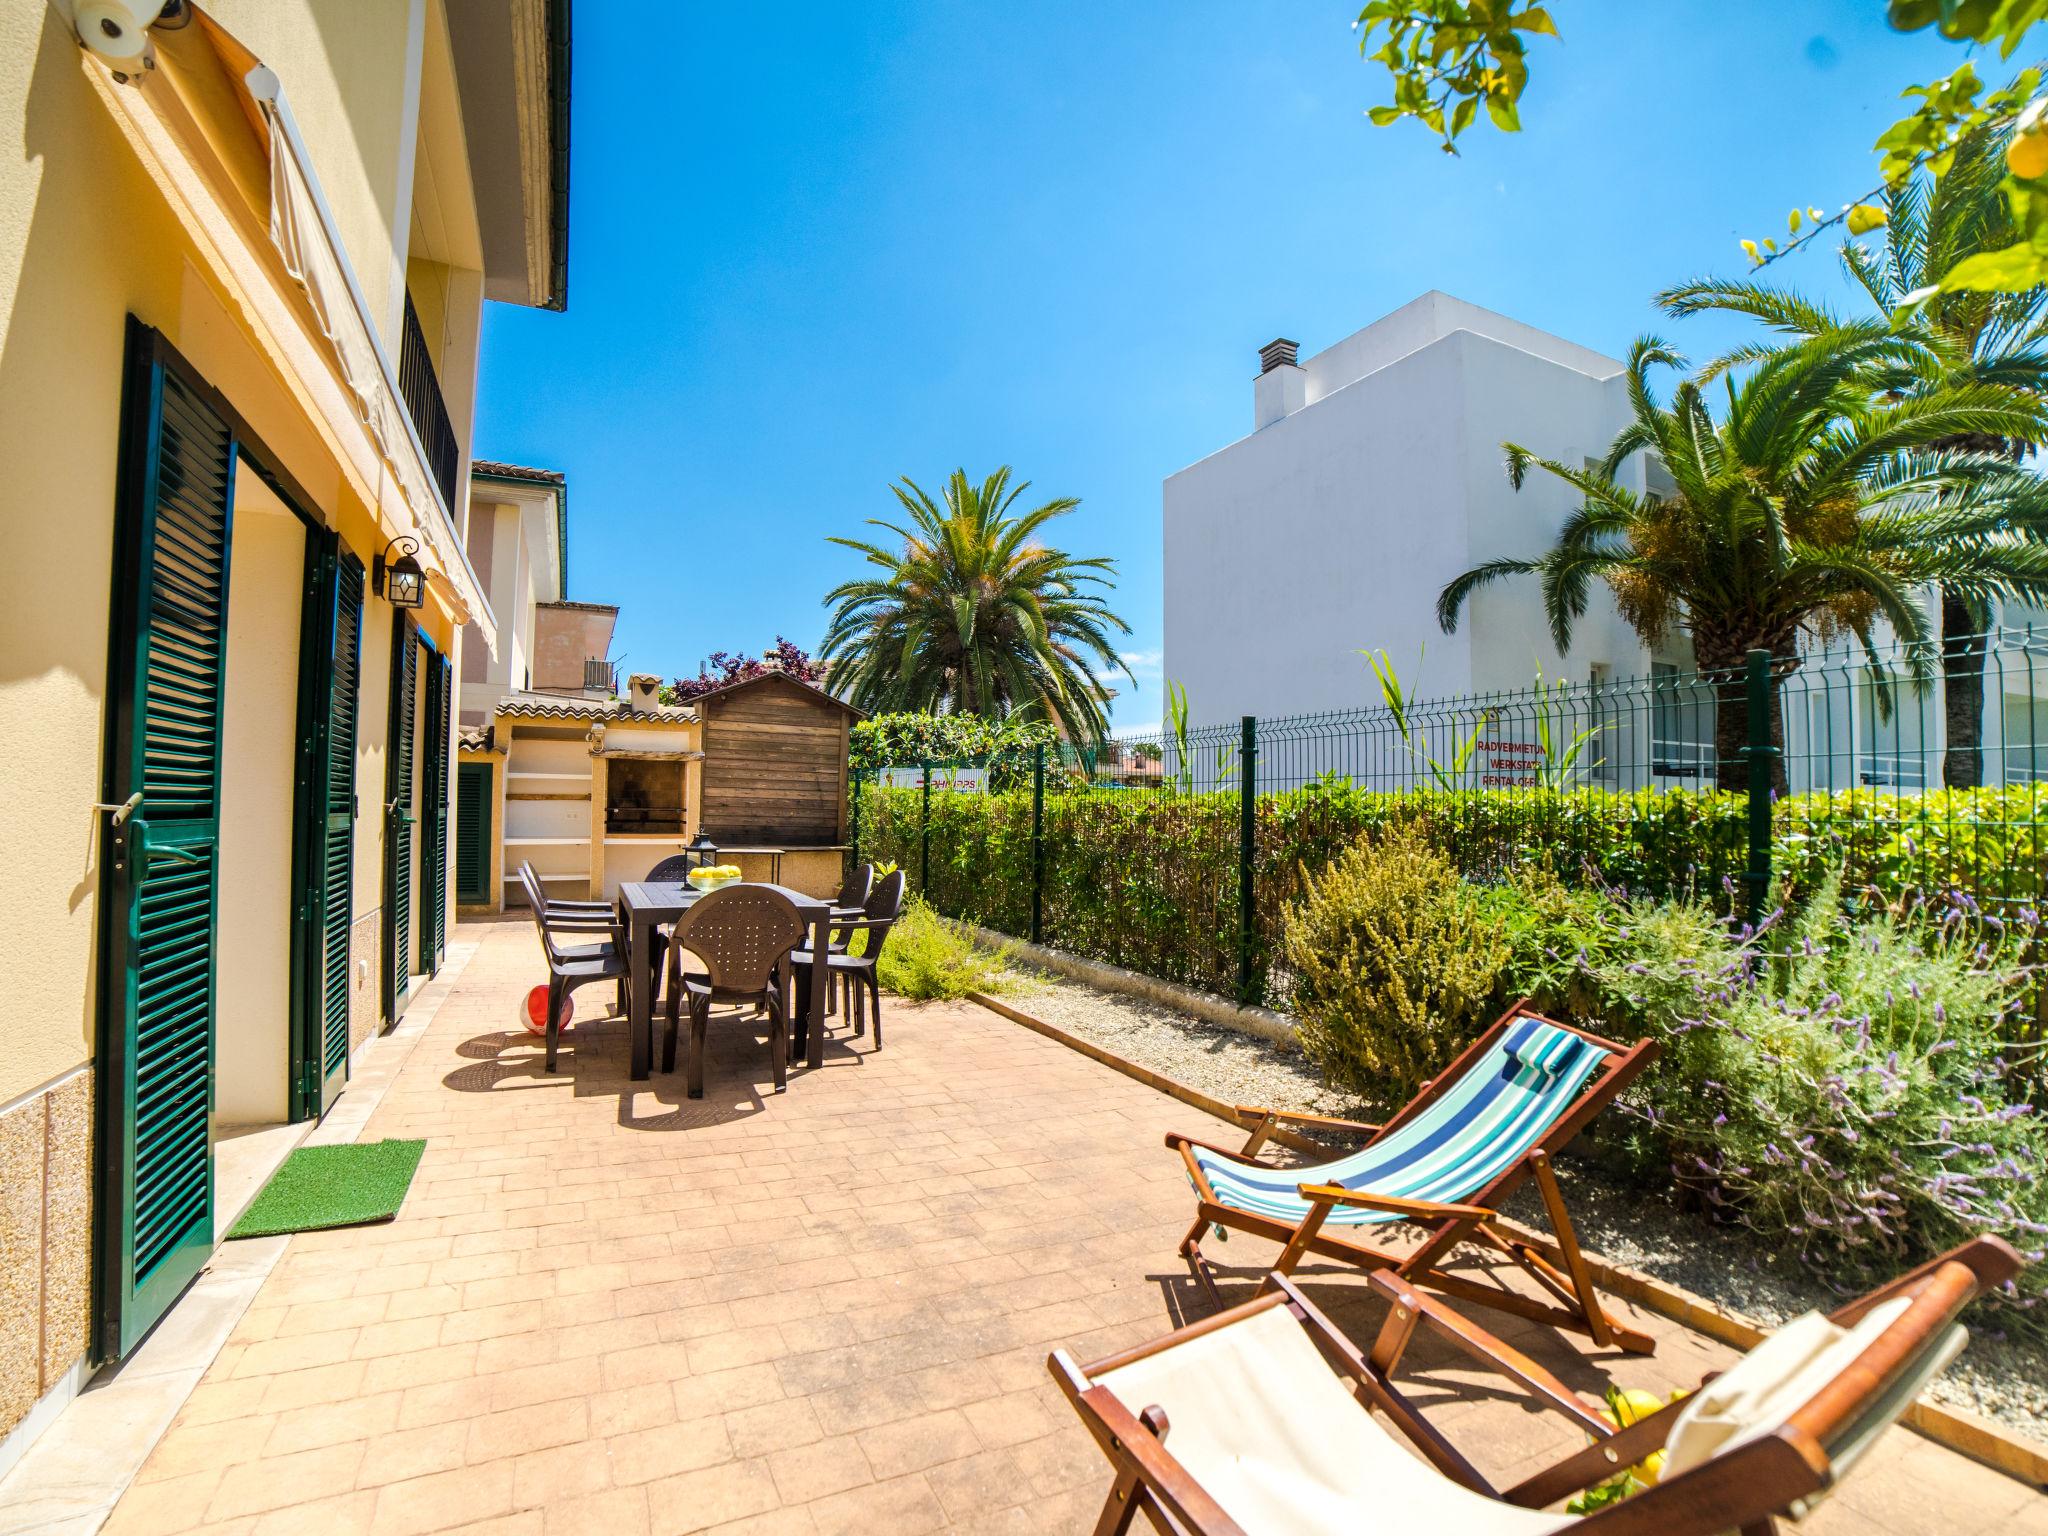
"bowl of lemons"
686,863,745,892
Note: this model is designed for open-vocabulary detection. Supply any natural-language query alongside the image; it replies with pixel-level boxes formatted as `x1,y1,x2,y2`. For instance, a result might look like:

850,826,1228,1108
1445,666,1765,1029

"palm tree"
821,467,1132,743
1436,333,2048,791
1659,126,2048,787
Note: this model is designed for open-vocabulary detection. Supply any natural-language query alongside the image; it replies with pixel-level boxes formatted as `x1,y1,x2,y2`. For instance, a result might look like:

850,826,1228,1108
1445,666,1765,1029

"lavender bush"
1590,871,2048,1322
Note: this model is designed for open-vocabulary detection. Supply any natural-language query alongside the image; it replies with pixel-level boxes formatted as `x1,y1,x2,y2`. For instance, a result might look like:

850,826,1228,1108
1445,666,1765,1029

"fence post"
1237,715,1258,1005
919,757,932,896
849,769,862,870
1030,744,1046,945
1743,648,1777,922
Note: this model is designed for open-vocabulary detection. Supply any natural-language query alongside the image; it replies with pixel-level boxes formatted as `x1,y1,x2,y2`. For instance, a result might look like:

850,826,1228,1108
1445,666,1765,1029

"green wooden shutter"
98,325,235,1359
456,761,491,904
289,532,363,1121
383,615,418,1022
297,543,363,1114
418,648,450,974
324,555,364,1082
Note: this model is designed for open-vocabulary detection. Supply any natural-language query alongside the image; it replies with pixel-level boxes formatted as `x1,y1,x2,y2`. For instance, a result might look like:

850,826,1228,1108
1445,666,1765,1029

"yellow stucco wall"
0,7,207,1107
0,3,501,1434
0,5,473,1108
207,0,426,352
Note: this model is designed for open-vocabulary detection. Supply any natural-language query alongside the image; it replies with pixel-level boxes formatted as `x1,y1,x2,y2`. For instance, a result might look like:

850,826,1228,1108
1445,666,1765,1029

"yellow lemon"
1845,204,1888,236
1636,1449,1666,1485
2010,129,2048,182
1610,1389,1666,1427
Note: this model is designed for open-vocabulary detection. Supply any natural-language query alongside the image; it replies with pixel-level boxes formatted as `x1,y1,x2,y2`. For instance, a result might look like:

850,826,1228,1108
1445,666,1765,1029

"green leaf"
1485,89,1521,131
1942,241,2048,292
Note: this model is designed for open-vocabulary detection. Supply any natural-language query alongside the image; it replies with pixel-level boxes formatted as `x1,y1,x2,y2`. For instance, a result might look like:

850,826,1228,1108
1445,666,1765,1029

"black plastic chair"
517,863,628,1073
794,869,905,1047
816,863,876,1015
517,860,664,1011
830,863,874,925
664,884,809,1097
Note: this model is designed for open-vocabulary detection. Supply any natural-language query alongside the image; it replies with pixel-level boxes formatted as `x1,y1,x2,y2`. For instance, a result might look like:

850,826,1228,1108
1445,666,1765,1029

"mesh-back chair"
517,863,627,1073
665,884,808,1097
647,853,695,882
795,868,905,1046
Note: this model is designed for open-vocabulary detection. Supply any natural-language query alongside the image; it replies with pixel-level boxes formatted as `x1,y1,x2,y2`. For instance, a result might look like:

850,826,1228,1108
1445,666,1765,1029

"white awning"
77,8,496,652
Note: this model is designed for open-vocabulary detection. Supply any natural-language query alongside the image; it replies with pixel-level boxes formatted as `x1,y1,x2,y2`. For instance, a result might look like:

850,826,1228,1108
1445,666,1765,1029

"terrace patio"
59,916,2048,1535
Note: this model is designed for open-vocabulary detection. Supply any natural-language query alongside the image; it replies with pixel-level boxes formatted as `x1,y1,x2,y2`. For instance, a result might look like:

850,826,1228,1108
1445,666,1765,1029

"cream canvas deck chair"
1168,1002,1658,1352
1050,1237,2020,1536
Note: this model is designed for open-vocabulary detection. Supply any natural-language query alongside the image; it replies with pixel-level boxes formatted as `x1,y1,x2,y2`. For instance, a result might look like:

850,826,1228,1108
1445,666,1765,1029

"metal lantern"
375,535,425,610
688,831,719,870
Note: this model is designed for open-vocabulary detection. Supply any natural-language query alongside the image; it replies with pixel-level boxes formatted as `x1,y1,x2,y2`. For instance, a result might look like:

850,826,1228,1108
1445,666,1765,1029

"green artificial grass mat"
226,1138,427,1239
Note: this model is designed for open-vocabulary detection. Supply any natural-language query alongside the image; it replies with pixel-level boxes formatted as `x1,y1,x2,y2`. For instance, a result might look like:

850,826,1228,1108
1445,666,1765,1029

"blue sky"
472,2,1965,731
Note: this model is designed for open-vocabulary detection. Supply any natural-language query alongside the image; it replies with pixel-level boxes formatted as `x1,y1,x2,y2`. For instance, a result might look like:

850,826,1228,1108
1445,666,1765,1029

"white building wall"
1164,293,1651,728
460,486,562,722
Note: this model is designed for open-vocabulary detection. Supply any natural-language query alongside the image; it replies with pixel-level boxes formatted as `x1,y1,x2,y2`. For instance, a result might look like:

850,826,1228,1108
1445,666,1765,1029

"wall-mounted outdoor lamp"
688,831,720,870
375,535,425,610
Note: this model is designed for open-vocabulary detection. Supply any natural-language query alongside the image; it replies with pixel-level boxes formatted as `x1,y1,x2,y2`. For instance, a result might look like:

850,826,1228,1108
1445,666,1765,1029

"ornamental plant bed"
1004,964,2048,1449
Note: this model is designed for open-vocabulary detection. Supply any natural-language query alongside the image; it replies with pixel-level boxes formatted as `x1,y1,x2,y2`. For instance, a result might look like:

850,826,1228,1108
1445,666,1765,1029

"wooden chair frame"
1168,1001,1660,1354
1050,1237,2021,1536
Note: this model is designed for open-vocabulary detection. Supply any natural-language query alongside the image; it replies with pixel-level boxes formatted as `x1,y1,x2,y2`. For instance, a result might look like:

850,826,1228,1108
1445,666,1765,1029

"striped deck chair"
1168,1001,1659,1353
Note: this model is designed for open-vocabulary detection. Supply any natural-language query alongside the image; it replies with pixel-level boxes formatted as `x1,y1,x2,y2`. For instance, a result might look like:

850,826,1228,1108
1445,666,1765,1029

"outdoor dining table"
616,880,835,1083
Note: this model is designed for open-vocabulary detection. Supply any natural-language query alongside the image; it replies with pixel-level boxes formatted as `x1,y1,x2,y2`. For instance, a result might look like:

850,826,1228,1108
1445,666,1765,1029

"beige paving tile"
79,916,2048,1536
763,1433,871,1506
644,1458,780,1535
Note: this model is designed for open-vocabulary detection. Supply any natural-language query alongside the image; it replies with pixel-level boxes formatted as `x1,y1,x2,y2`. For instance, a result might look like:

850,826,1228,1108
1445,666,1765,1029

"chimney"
626,673,663,712
1258,338,1299,373
1254,336,1307,430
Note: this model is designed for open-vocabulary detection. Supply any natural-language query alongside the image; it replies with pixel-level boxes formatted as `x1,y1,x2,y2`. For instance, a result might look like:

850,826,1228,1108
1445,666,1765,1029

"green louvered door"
418,648,450,975
291,530,363,1120
322,556,366,1091
456,762,492,904
97,324,236,1359
383,614,418,1023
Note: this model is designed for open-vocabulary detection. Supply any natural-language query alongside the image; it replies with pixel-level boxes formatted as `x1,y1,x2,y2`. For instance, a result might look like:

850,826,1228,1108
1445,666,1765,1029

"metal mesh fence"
849,632,2048,1008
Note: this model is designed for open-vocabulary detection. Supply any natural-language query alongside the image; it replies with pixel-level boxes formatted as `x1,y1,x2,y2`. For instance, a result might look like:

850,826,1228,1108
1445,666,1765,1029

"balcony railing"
398,290,461,513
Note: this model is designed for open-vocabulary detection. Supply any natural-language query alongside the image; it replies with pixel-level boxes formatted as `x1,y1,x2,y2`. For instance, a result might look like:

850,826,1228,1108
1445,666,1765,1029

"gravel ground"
1008,966,2048,1446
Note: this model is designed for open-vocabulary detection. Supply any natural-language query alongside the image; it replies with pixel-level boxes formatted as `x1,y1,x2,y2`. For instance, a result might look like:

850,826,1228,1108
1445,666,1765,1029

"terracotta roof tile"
470,461,565,483
493,693,695,724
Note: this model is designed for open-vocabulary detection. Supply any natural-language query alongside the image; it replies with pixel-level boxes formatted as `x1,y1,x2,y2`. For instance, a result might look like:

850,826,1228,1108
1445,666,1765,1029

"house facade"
1163,291,2048,792
460,461,621,719
0,0,568,1456
450,476,857,913
1164,292,1654,724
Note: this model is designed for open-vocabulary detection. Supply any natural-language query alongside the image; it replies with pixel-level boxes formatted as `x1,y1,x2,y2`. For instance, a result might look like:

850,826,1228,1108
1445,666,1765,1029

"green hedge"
848,713,1057,790
855,780,2048,1004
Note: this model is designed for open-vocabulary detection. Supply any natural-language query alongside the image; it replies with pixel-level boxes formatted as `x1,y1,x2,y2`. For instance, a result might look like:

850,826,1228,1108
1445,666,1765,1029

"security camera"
67,0,177,73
